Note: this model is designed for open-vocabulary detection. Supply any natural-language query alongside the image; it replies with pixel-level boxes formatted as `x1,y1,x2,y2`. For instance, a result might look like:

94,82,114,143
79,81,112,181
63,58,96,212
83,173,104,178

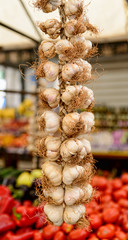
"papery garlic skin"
64,184,93,205
55,40,73,54
39,41,56,59
63,164,85,185
44,186,64,204
42,161,62,186
40,88,60,108
64,205,85,225
44,204,63,226
39,110,60,135
80,112,95,133
43,61,59,82
39,19,61,39
39,136,61,160
61,85,94,109
64,0,83,19
60,138,87,162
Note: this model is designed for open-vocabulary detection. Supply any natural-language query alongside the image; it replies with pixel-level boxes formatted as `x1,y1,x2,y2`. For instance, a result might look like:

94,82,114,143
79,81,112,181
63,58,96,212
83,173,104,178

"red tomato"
89,214,102,230
97,224,115,239
122,219,128,232
103,208,120,223
118,199,128,208
92,176,108,190
112,178,122,190
105,186,113,195
101,201,119,211
115,231,127,240
68,229,89,240
100,194,112,203
126,233,128,240
86,207,94,215
116,226,122,231
122,185,128,195
121,173,128,184
33,230,43,240
53,231,65,240
43,225,60,240
113,189,127,201
88,234,99,240
61,223,73,234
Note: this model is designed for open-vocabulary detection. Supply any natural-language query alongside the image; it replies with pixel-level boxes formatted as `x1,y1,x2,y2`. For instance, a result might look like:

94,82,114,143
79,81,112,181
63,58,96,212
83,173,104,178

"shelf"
93,151,128,160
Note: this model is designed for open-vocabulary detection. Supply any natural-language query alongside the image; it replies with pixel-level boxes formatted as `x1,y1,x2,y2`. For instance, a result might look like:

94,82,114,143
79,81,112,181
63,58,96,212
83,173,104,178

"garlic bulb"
64,0,83,19
34,0,61,13
43,61,59,82
61,85,94,111
64,184,93,205
39,110,60,135
64,205,85,225
62,63,79,81
42,161,62,186
80,112,95,133
60,138,87,163
39,41,56,59
65,15,87,37
44,186,64,204
78,137,92,154
63,164,85,185
38,136,61,160
39,19,61,39
36,61,59,81
62,112,83,136
55,40,73,55
71,36,92,58
40,88,60,108
44,204,63,226
62,60,92,82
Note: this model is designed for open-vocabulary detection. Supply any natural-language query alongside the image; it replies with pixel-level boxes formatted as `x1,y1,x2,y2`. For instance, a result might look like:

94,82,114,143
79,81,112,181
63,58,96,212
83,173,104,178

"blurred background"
0,0,128,174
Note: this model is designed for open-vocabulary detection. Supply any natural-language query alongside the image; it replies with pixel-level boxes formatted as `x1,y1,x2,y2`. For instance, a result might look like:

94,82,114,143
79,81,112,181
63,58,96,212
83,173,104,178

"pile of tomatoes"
84,173,128,240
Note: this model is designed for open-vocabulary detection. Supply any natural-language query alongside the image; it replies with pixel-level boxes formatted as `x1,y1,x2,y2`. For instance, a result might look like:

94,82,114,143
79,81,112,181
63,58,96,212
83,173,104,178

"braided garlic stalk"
34,0,97,228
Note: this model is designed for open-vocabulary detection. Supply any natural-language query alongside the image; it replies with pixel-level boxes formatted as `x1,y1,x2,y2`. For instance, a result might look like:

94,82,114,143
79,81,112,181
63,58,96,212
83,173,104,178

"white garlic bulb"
71,36,92,58
38,136,61,160
61,85,94,111
39,110,60,135
64,205,85,225
62,112,82,136
42,161,62,186
80,112,95,133
39,19,61,39
62,63,79,81
65,16,87,37
64,0,83,19
43,61,59,82
40,88,60,108
63,164,85,185
62,60,92,82
39,41,56,59
55,40,73,55
60,138,87,163
44,204,63,226
44,186,64,205
64,184,93,205
35,0,61,13
78,137,92,154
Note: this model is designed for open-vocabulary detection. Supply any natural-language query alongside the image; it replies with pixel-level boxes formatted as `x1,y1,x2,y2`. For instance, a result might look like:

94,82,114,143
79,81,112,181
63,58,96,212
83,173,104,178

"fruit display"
0,173,128,239
33,0,98,227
